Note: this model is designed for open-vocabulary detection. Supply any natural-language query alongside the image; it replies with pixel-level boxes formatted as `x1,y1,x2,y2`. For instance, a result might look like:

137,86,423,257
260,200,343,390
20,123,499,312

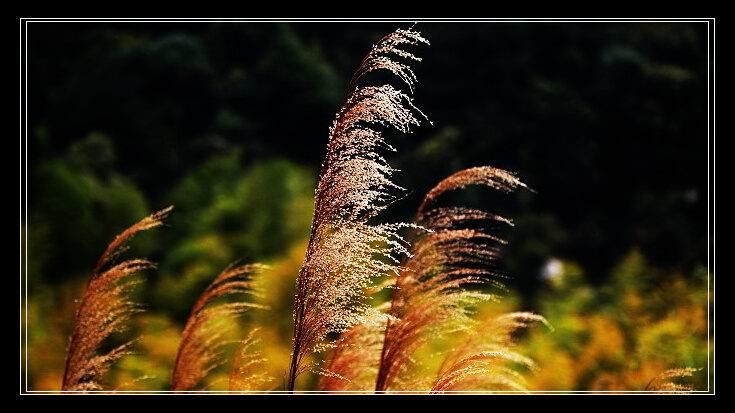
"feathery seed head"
374,168,529,391
645,367,701,393
288,28,428,390
171,263,266,392
62,206,172,392
431,312,548,393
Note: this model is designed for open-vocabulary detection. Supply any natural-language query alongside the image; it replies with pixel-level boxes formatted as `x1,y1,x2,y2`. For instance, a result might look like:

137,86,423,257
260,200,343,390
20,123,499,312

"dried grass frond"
61,206,173,392
228,328,274,392
171,263,266,392
431,352,527,393
374,168,526,392
347,28,429,94
417,166,528,221
287,27,428,391
645,367,701,393
316,315,387,393
431,312,548,393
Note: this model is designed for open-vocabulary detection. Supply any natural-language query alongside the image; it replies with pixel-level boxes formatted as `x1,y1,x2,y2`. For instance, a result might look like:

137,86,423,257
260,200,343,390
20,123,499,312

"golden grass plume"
374,167,527,392
431,312,549,393
228,328,274,392
287,28,429,390
644,367,702,393
61,206,172,392
170,262,266,391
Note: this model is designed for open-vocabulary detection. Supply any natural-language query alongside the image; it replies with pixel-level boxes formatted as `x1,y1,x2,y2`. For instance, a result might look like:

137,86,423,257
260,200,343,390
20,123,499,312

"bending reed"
62,206,172,392
287,28,429,391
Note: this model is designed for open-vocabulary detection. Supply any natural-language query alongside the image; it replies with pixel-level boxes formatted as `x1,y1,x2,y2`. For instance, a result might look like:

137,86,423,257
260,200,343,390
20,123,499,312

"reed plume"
644,368,701,393
373,167,528,392
61,206,172,392
228,328,273,392
316,314,387,392
431,312,548,393
287,28,429,391
170,263,265,391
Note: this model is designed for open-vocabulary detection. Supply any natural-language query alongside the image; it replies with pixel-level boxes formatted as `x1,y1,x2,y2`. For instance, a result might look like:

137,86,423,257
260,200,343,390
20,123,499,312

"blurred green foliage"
30,133,150,283
154,153,315,320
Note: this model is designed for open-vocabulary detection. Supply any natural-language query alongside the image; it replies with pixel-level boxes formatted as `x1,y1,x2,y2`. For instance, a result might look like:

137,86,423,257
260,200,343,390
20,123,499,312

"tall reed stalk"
286,28,429,391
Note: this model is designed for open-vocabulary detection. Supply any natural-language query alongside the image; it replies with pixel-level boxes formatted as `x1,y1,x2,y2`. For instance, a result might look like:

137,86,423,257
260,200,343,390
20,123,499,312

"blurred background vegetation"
21,20,713,392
